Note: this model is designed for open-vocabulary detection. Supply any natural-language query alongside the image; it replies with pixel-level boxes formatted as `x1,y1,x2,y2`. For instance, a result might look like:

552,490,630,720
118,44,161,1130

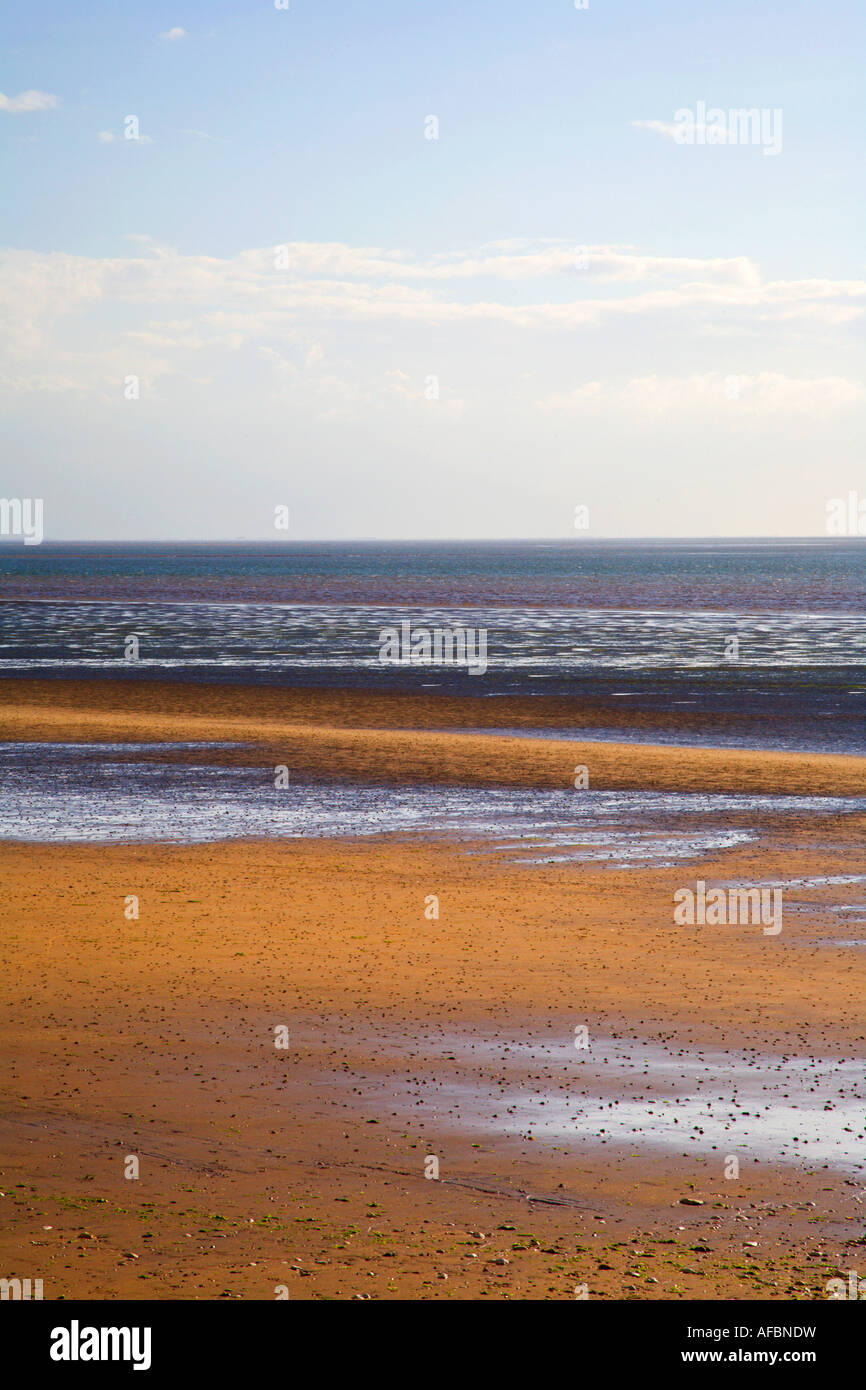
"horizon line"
1,535,864,547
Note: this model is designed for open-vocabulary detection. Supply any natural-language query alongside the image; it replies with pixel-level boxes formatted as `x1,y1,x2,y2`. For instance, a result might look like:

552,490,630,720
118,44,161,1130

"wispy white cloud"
96,129,154,145
632,117,741,146
0,89,59,114
631,119,682,141
162,27,187,41
0,241,861,406
541,372,865,416
264,241,763,287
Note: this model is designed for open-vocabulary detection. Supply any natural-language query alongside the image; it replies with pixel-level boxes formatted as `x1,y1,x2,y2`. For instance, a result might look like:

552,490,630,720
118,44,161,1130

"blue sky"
1,0,863,538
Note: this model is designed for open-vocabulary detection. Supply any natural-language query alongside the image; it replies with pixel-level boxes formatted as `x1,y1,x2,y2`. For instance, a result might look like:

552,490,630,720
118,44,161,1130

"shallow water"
2,593,865,747
790,939,866,950
5,601,866,672
3,741,865,861
336,1027,866,1171
458,723,866,756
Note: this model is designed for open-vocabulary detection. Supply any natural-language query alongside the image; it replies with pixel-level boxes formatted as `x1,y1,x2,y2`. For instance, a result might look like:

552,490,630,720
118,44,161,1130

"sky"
1,0,863,540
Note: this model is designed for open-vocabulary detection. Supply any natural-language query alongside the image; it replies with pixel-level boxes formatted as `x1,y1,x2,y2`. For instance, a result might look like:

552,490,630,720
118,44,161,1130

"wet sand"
1,678,865,1299
2,824,865,1300
1,679,865,796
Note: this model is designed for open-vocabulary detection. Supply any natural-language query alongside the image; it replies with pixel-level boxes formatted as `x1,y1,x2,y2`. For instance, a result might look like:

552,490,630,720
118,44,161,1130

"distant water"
1,540,864,751
1,538,864,609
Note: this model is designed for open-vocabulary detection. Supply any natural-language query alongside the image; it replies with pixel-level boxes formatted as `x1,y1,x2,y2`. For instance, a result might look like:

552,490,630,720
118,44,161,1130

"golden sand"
1,679,864,1299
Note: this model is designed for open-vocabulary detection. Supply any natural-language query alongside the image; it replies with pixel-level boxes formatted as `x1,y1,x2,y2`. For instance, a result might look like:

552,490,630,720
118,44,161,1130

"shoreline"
1,678,865,797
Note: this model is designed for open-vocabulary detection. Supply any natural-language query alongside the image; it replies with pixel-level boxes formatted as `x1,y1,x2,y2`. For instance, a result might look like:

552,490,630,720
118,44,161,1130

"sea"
1,538,864,851
0,538,864,750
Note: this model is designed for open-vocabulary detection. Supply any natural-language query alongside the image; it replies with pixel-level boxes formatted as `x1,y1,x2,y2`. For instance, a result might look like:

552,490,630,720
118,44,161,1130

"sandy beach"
1,678,865,1300
4,0,864,1340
